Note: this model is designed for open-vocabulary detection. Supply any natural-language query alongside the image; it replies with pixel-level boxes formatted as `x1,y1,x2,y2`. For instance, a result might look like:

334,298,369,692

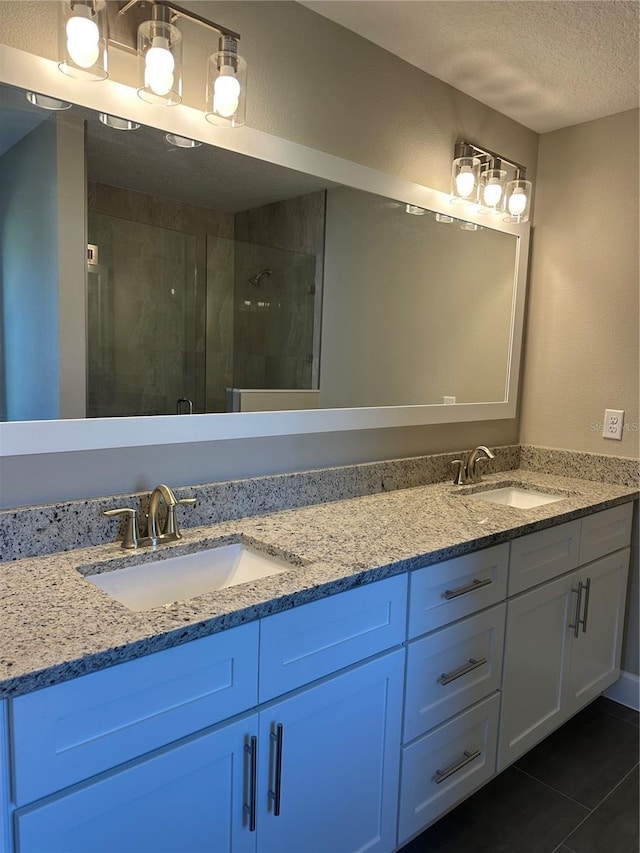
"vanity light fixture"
451,141,533,223
99,113,140,130
120,1,247,125
478,159,507,214
504,169,533,223
206,35,247,127
166,133,202,148
26,92,72,111
55,2,248,127
450,143,480,205
137,3,182,106
59,1,109,81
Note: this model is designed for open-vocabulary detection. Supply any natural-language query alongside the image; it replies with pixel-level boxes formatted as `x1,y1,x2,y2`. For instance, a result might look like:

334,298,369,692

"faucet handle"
165,497,197,538
103,508,140,549
451,459,467,486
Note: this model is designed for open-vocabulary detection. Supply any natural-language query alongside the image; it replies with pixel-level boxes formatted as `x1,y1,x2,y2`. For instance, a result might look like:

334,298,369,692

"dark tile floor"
400,696,639,853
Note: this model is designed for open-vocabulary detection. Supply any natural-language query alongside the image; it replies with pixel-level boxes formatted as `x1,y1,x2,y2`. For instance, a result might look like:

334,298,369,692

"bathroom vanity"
0,469,636,853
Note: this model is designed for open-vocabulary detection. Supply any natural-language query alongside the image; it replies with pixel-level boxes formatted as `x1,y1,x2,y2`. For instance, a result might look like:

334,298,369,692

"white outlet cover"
603,409,624,440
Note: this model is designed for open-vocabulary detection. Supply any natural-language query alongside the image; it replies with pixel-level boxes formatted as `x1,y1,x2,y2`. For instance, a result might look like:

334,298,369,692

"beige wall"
521,109,639,458
521,109,640,678
0,1,538,506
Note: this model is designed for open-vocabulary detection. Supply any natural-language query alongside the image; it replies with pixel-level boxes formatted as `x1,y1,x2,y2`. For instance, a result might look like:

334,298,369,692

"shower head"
248,267,272,287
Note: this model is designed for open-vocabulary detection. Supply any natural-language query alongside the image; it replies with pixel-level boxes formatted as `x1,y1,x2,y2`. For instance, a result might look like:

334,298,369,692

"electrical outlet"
443,396,456,404
602,409,624,440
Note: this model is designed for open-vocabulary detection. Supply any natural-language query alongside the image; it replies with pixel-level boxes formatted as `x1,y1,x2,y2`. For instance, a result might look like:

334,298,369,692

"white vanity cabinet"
8,575,407,853
1,501,635,853
499,504,632,770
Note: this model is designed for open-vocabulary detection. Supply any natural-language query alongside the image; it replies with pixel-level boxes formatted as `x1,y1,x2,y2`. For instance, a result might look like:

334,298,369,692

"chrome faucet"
103,484,196,549
451,445,495,485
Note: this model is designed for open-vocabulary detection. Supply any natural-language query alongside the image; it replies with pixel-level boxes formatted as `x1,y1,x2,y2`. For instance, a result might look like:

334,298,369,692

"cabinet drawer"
404,604,505,743
408,544,508,639
398,693,499,845
11,622,259,806
259,574,407,703
509,520,580,595
579,503,633,565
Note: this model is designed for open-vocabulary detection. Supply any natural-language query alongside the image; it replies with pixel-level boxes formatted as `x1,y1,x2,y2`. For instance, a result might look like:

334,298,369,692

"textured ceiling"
300,0,640,133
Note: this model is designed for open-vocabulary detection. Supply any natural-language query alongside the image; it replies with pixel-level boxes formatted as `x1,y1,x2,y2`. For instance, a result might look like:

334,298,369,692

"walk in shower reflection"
86,187,323,418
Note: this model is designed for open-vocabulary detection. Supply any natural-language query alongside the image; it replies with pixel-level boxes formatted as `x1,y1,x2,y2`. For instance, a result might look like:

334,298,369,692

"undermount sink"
466,486,565,509
81,542,292,612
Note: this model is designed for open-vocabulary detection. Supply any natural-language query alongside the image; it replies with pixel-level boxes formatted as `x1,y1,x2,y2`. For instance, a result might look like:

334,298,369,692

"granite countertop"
0,469,637,699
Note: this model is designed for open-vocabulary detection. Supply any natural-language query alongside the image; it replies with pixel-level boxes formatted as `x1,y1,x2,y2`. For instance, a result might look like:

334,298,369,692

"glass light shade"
58,0,108,81
451,153,480,205
503,178,532,223
405,204,426,215
435,213,454,223
478,167,507,214
137,18,182,106
206,47,247,127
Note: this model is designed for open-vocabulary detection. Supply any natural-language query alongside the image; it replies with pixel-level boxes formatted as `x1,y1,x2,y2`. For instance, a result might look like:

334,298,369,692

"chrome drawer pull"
569,582,584,638
438,657,488,686
243,736,258,832
434,749,482,784
579,577,592,633
268,723,284,817
443,577,492,600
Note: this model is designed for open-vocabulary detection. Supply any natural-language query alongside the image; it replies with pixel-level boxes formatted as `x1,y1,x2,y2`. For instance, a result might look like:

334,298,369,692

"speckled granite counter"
1,469,637,699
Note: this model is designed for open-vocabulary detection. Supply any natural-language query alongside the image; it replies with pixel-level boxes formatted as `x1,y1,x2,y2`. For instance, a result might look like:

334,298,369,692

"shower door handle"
176,397,193,415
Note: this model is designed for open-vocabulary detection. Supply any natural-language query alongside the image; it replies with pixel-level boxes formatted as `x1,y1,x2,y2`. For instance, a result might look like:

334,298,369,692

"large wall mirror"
0,47,529,455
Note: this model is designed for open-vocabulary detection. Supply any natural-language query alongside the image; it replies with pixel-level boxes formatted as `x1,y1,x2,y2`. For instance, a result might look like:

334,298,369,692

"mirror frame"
0,44,530,457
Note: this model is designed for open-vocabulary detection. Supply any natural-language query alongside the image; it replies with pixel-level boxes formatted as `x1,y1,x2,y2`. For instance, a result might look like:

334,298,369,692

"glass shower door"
87,213,198,417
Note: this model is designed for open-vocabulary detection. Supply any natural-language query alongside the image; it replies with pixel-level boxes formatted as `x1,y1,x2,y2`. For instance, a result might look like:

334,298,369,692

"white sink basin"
468,486,565,509
83,543,291,612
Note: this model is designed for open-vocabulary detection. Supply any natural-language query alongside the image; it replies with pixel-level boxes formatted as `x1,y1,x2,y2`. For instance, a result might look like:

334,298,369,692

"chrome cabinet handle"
438,657,488,686
569,582,584,638
434,749,482,784
268,723,284,817
579,577,592,634
443,577,492,600
243,736,257,832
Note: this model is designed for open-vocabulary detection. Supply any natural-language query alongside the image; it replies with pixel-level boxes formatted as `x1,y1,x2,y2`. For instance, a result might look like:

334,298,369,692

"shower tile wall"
234,192,325,390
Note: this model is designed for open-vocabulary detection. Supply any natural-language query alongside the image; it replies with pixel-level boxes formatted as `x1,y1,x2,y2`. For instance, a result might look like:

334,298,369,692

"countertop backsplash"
1,444,638,564
0,445,521,562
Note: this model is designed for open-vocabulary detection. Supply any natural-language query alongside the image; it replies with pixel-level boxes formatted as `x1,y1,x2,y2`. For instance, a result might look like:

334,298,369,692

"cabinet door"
15,716,258,853
566,549,630,715
498,572,575,771
257,649,404,853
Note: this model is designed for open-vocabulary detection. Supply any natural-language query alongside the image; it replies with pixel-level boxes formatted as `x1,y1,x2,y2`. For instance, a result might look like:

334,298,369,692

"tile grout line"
513,766,594,812
595,702,640,731
556,762,640,850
